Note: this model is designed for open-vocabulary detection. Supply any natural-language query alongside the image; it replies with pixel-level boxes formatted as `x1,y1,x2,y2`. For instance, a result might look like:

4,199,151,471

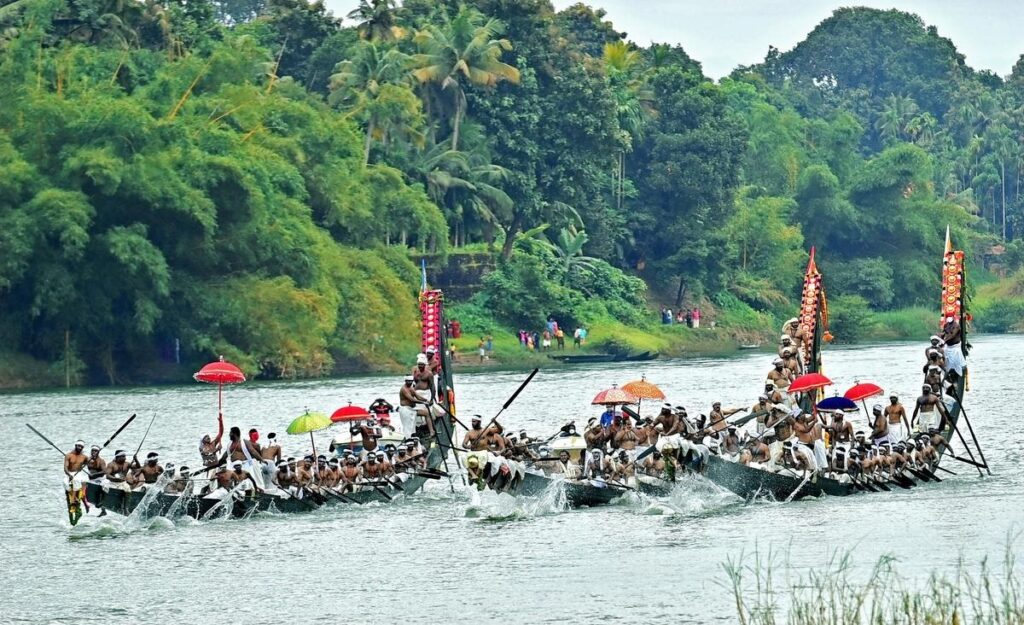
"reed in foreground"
722,544,1024,625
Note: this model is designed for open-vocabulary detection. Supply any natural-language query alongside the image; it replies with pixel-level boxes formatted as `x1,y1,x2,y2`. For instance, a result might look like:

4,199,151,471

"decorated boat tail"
81,290,458,521
687,244,977,501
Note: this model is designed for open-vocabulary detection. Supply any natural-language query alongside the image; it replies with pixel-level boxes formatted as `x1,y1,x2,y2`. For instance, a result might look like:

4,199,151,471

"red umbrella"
330,404,372,423
193,356,246,419
591,385,638,406
788,372,832,394
844,382,884,402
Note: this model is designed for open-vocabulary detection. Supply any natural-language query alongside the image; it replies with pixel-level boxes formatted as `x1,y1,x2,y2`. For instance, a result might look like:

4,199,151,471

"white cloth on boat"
65,467,89,491
943,343,965,375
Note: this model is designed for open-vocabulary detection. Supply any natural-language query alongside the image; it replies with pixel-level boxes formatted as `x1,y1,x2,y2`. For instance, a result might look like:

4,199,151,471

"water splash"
463,479,568,520
643,474,744,520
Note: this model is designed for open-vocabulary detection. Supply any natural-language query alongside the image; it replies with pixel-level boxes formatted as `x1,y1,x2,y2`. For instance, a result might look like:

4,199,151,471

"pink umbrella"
591,385,638,406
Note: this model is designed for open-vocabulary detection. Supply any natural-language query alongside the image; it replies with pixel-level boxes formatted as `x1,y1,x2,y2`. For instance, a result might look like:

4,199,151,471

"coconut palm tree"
329,41,420,164
346,0,401,42
411,6,519,151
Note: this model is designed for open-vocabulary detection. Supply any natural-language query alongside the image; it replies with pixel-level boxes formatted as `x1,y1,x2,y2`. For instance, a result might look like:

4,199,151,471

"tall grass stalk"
723,544,1024,625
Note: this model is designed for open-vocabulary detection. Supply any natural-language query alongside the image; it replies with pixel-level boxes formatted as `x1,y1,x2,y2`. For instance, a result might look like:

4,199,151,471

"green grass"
864,306,936,341
723,544,1024,625
973,271,1024,333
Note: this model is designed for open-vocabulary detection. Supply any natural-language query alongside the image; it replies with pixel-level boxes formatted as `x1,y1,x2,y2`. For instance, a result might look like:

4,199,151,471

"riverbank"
0,300,1011,390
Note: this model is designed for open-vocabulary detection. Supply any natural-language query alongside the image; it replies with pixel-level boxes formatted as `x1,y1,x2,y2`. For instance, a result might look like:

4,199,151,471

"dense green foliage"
0,0,1019,384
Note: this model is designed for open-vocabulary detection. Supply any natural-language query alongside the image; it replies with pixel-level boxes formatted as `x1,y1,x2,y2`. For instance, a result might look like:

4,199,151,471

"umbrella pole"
310,432,318,478
218,383,223,421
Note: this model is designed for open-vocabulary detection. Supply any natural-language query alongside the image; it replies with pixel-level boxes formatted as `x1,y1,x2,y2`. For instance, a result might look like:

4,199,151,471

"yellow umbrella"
286,410,332,462
622,375,665,411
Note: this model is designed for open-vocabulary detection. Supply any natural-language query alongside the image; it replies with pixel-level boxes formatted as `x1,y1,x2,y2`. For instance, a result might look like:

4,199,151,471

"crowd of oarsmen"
522,316,962,489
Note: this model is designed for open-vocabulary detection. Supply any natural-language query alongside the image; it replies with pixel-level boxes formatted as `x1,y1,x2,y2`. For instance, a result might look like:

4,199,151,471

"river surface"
1,334,1020,624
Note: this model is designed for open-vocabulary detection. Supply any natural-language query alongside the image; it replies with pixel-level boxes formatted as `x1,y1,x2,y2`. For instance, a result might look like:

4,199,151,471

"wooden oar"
25,423,66,456
99,414,137,451
477,368,538,437
131,414,158,464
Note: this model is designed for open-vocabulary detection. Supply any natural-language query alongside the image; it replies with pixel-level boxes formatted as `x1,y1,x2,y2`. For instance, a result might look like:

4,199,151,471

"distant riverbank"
0,304,1002,390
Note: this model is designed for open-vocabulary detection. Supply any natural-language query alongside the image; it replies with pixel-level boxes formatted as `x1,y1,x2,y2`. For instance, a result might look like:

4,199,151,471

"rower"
869,405,890,447
613,417,640,451
554,450,581,478
740,437,771,467
767,358,793,393
643,450,667,476
362,453,385,481
463,415,488,451
214,465,235,490
104,450,136,491
911,384,950,433
708,401,742,434
339,456,361,491
584,419,607,449
782,439,815,473
614,450,635,484
375,451,394,477
261,432,282,463
136,452,164,485
64,440,88,483
165,466,192,494
764,383,784,406
87,444,107,479
925,348,945,372
926,335,944,360
722,426,742,459
751,395,772,433
784,347,804,376
583,448,605,480
518,430,533,447
884,395,908,440
355,418,384,457
295,456,315,488
273,461,298,495
826,411,854,444
792,409,826,469
653,403,681,436
925,365,945,393
782,317,807,344
778,334,795,358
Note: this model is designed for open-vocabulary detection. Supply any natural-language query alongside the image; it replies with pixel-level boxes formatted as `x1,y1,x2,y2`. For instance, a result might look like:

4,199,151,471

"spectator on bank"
692,308,701,329
555,328,565,350
685,309,693,327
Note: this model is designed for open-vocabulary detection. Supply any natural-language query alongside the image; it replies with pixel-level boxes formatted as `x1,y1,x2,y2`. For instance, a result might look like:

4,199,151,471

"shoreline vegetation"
723,544,1024,625
0,300,996,390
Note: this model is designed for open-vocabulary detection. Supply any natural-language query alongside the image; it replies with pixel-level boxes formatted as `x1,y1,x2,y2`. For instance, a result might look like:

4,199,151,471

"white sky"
325,0,1023,80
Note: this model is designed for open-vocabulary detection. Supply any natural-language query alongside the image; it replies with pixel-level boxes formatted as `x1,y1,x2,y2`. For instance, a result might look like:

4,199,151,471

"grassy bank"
0,351,68,390
724,545,1024,625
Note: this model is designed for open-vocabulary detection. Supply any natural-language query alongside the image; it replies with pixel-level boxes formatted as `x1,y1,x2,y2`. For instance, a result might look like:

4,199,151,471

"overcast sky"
325,0,1023,80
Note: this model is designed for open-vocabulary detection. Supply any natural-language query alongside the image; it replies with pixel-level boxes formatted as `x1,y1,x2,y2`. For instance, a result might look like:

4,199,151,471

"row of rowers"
67,428,431,497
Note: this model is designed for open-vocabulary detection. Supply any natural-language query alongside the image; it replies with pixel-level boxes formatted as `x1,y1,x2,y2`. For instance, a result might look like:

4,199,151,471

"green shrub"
974,298,1024,332
828,294,876,343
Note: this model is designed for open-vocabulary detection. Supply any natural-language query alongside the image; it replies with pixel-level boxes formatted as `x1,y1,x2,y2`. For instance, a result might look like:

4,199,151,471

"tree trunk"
451,98,463,151
674,276,687,308
501,213,522,260
363,118,375,166
1001,159,1007,240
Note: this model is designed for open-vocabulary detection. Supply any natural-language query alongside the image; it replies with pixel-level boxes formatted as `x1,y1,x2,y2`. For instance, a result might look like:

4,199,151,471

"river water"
1,334,1019,624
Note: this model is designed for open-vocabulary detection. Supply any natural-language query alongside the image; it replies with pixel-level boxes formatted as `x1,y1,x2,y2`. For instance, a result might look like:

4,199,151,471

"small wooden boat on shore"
548,351,659,365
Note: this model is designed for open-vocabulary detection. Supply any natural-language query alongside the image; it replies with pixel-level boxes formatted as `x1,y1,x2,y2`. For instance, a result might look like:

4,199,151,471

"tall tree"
411,5,520,151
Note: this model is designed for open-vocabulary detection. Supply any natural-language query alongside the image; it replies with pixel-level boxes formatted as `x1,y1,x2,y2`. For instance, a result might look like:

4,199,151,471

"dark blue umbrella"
816,396,858,411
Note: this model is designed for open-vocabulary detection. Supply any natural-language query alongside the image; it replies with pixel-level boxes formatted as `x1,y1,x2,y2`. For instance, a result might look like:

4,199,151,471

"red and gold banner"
798,248,829,369
940,250,964,324
419,289,445,354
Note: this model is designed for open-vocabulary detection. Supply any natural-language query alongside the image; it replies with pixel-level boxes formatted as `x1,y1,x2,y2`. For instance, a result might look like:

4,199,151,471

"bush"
974,298,1024,332
825,257,895,309
828,294,876,343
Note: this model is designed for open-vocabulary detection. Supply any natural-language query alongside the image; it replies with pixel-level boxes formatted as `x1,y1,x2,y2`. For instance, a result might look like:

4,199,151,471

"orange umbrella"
622,375,664,412
591,385,638,405
622,376,665,400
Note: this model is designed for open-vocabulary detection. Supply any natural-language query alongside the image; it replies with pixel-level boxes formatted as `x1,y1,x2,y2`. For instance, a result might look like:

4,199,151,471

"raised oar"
477,368,539,437
25,424,66,456
131,414,158,464
99,414,137,451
